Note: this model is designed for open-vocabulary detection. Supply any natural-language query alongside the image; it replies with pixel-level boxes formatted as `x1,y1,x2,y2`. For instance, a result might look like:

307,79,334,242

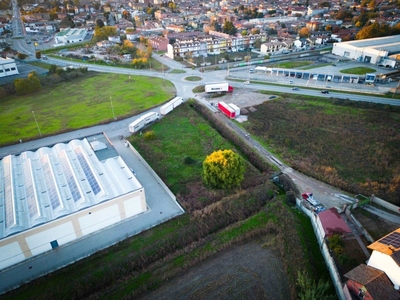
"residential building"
149,36,169,51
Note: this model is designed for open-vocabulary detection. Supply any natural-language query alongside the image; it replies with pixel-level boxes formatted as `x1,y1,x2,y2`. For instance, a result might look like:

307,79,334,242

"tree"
14,72,42,95
49,11,58,21
93,25,117,41
299,27,310,38
222,21,237,35
209,20,221,32
202,149,245,189
253,38,262,49
96,18,105,28
35,51,41,59
17,52,28,60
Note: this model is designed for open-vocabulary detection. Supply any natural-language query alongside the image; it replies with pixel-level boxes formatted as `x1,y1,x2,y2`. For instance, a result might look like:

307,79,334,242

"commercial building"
0,136,147,270
332,35,400,67
54,28,88,44
0,57,19,78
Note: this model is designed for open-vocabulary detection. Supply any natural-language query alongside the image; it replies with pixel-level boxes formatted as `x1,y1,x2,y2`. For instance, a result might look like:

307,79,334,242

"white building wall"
79,204,120,236
0,242,25,270
0,58,19,78
368,250,400,288
0,190,146,271
26,222,76,256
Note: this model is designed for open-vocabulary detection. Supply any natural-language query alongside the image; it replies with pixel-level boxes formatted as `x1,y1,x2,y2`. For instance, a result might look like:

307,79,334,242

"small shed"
316,207,352,238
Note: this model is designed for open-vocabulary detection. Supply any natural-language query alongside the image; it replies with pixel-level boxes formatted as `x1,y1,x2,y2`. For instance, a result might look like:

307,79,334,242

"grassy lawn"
28,61,51,70
184,76,202,81
169,69,186,74
268,61,313,69
0,73,175,146
340,67,376,74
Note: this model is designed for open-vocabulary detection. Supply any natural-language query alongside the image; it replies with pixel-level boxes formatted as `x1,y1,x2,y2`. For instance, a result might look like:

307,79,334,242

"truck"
160,97,183,115
128,112,159,133
218,101,236,119
228,103,240,117
205,82,233,93
171,96,183,108
141,112,159,125
129,118,145,133
160,102,174,115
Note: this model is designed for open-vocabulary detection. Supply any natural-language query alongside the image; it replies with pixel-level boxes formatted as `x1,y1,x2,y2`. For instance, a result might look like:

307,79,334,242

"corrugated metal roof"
0,138,141,239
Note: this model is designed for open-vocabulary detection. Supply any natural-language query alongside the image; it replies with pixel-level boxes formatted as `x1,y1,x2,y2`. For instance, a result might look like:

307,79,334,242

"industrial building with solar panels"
0,137,147,270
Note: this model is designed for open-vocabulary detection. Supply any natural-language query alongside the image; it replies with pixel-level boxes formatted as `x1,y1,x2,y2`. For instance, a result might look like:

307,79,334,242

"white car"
243,81,250,85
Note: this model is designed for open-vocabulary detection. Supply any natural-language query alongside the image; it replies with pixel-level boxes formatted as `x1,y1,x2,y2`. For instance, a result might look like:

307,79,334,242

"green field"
340,67,376,74
0,73,175,146
269,61,313,69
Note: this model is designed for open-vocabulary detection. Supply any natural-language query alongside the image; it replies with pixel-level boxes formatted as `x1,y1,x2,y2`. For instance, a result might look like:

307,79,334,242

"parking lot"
230,57,397,94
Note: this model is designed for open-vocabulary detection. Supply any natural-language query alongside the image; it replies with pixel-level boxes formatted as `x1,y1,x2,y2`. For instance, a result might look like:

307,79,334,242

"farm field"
2,103,332,300
0,73,175,146
242,95,400,205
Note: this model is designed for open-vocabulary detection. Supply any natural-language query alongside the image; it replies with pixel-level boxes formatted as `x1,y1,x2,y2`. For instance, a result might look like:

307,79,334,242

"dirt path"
139,242,291,300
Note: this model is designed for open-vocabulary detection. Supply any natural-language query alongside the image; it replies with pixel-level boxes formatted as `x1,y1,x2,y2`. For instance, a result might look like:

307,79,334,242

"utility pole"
110,96,116,120
32,110,42,138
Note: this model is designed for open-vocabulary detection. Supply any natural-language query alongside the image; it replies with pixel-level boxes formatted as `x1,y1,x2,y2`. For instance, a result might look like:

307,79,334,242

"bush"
143,130,156,140
0,87,7,99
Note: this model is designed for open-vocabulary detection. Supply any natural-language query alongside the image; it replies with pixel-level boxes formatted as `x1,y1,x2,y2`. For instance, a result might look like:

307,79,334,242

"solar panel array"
41,156,62,210
379,232,400,249
22,161,39,219
58,151,82,202
3,157,15,229
74,147,101,195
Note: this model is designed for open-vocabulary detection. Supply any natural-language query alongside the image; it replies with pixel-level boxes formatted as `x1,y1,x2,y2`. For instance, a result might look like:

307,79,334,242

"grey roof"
341,34,400,53
0,138,141,239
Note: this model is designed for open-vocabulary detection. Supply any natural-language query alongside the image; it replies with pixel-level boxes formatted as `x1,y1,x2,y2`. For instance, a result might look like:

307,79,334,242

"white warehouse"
55,28,88,44
0,137,147,270
0,57,19,78
332,35,400,67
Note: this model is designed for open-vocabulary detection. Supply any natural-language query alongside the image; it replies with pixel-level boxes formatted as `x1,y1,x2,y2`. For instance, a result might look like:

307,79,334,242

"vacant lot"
0,73,175,146
243,96,400,205
140,242,291,300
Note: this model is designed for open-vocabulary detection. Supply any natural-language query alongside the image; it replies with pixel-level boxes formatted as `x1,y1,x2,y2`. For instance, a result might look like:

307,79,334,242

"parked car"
321,90,329,94
249,69,254,73
243,81,250,85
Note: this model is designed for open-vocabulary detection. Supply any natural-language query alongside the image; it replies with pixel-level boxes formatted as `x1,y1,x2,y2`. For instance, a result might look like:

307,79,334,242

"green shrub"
143,130,156,140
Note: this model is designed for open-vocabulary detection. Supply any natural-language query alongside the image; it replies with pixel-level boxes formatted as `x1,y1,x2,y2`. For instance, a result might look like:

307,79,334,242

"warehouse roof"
0,137,141,239
339,34,400,53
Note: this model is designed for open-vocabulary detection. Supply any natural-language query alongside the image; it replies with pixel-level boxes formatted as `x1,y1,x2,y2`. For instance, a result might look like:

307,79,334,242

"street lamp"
32,110,42,138
110,96,116,120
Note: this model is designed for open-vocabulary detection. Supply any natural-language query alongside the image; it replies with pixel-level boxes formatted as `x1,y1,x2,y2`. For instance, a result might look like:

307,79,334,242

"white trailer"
160,97,183,115
160,102,174,115
141,112,159,125
129,118,145,133
205,82,233,93
171,96,183,108
228,103,240,117
129,112,159,133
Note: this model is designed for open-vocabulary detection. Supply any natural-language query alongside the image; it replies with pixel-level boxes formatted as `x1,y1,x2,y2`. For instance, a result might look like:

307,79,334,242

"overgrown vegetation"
243,95,400,205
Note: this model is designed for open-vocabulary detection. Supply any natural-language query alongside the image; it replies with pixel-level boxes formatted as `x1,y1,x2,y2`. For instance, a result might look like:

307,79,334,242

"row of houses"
166,31,267,58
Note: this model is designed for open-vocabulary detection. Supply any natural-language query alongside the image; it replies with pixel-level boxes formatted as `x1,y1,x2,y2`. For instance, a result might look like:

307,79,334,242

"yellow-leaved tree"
202,149,245,189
